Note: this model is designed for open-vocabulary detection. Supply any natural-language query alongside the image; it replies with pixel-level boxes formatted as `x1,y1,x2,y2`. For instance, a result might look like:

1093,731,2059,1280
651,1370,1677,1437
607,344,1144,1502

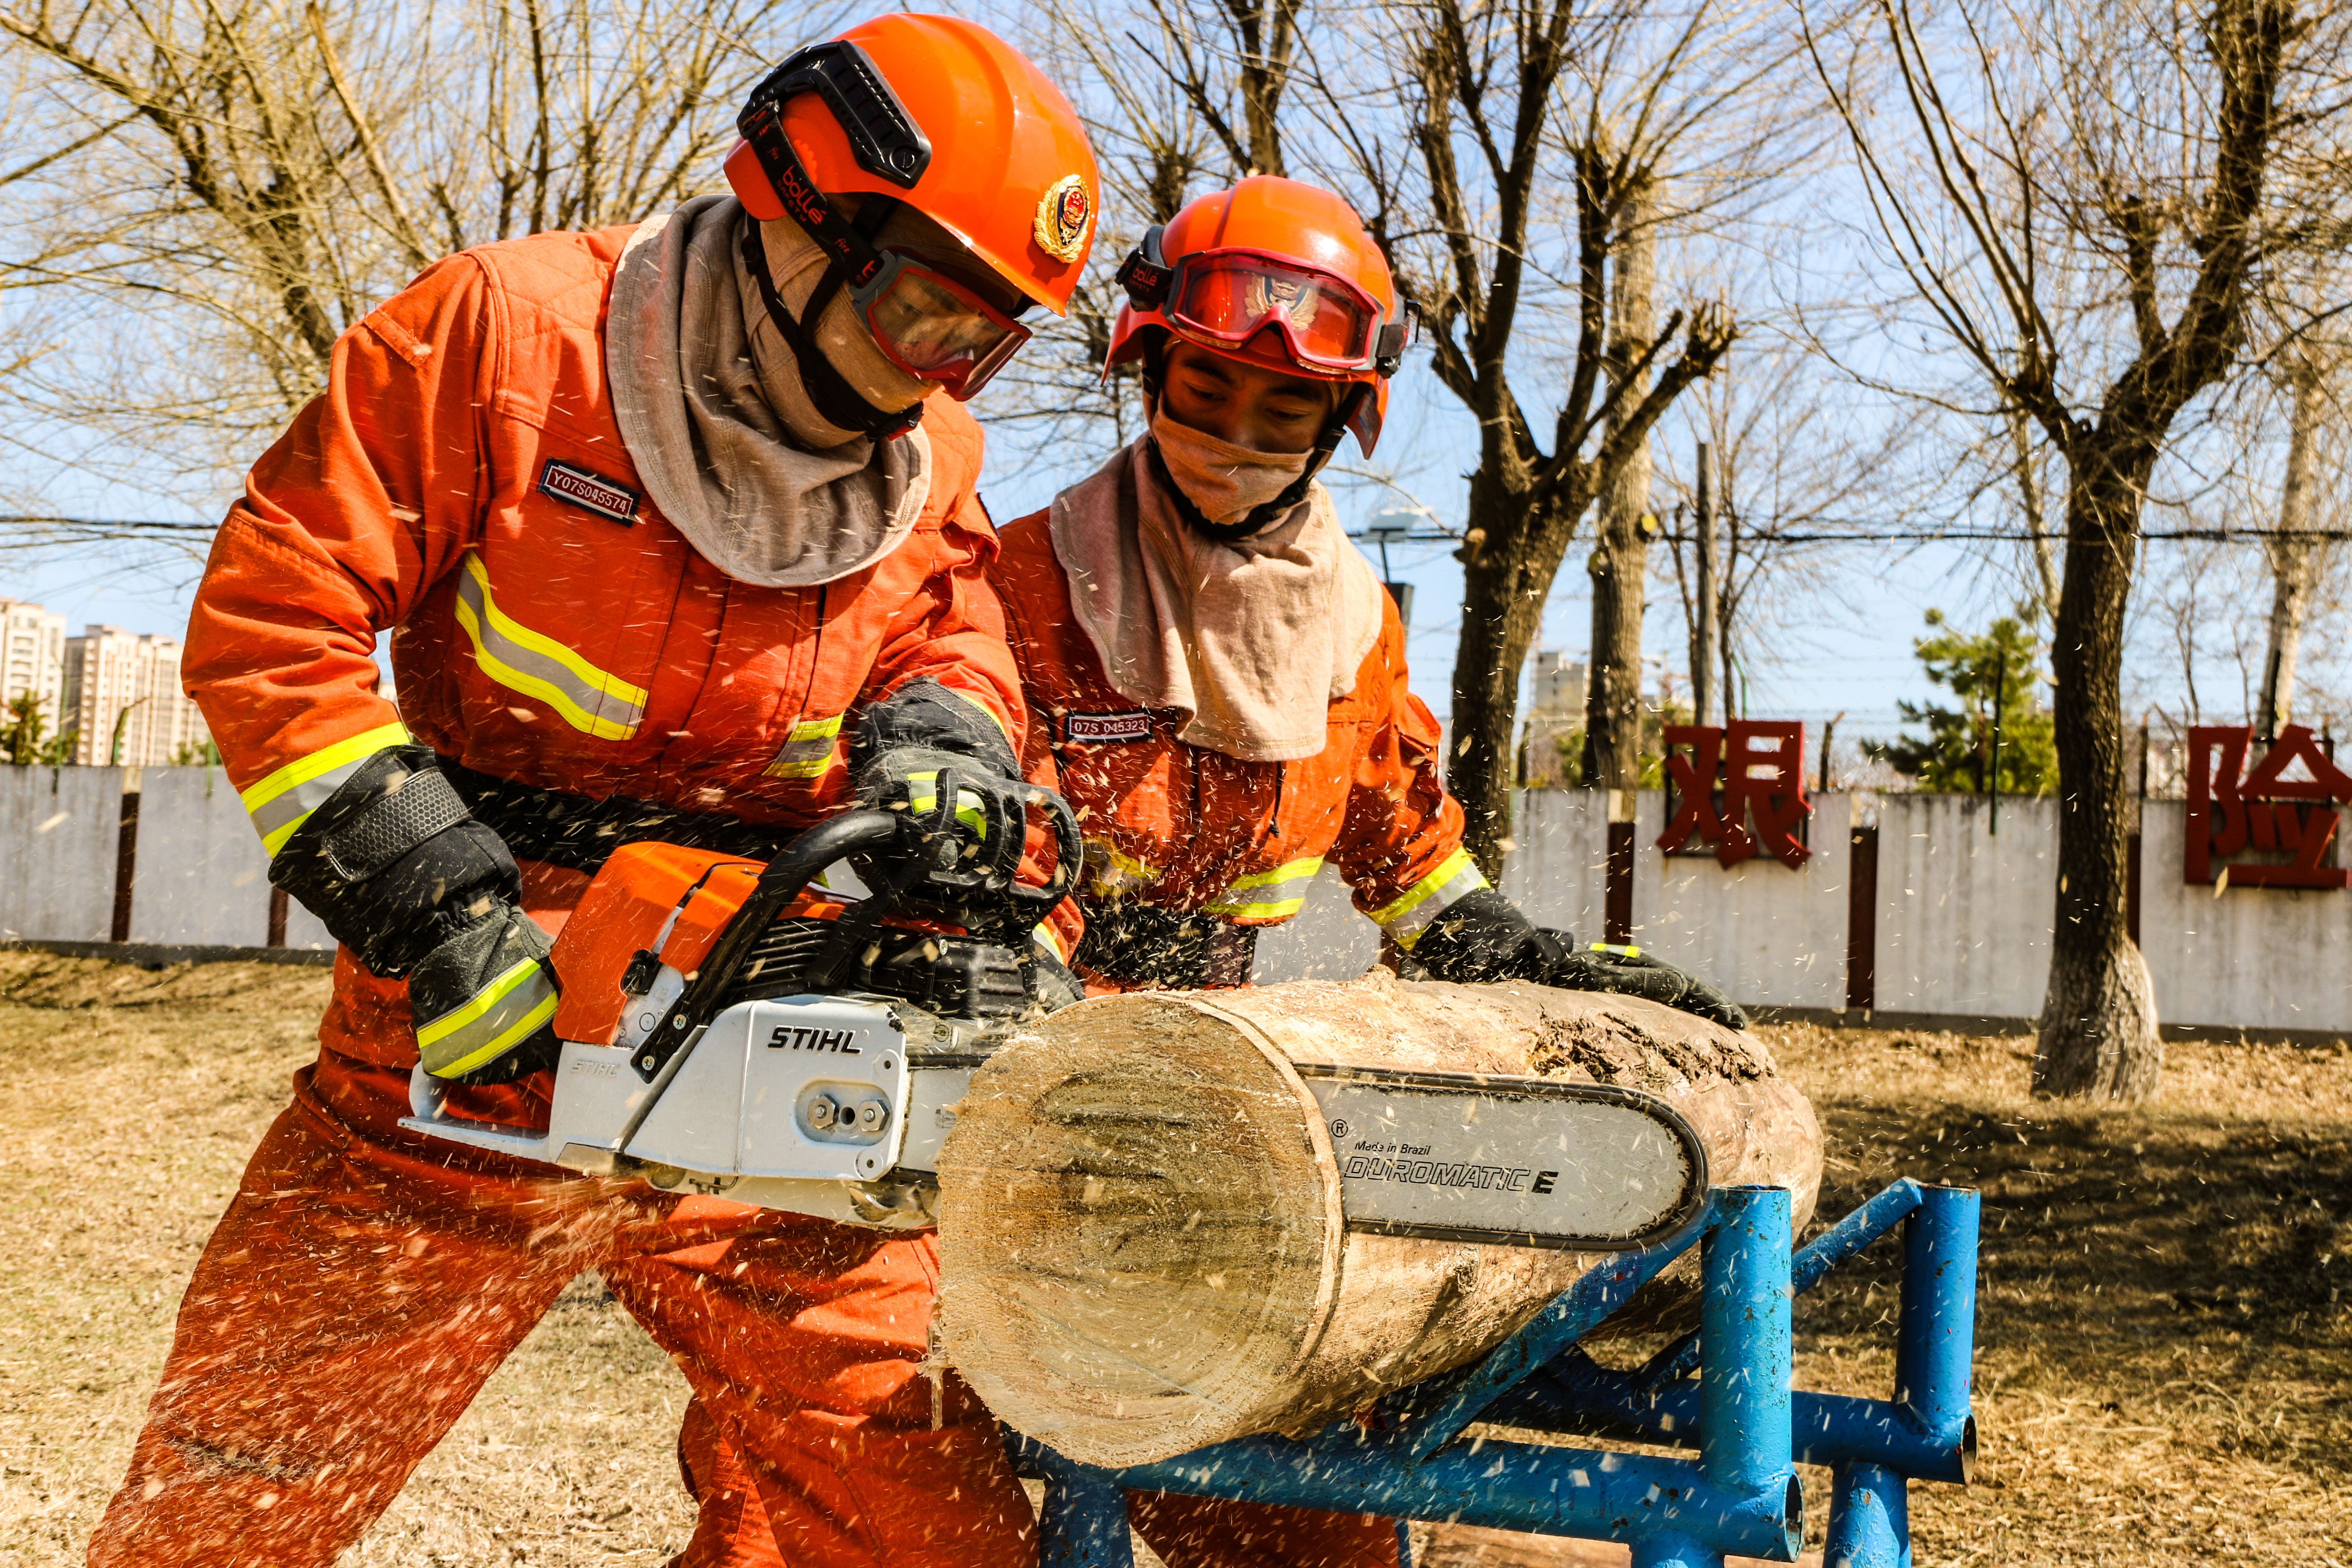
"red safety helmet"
1108,177,1409,453
724,15,1099,412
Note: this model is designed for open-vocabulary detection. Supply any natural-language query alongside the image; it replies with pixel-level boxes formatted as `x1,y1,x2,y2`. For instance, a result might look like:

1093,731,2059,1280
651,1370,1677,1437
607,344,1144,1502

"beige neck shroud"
1047,438,1384,763
605,193,934,588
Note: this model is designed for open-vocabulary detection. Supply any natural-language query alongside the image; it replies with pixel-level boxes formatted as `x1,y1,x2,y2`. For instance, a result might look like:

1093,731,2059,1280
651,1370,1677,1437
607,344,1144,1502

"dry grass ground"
1,950,2346,1565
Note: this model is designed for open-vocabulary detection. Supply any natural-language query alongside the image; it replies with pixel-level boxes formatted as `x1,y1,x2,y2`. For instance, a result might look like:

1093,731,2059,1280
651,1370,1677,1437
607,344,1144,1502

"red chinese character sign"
2184,724,2352,889
1658,721,1813,869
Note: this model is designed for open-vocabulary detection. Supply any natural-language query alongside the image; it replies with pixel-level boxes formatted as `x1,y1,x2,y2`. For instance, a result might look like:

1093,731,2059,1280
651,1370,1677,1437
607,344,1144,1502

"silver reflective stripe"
416,958,561,1078
1372,848,1490,951
1203,856,1324,921
453,554,646,741
764,714,843,780
239,720,413,856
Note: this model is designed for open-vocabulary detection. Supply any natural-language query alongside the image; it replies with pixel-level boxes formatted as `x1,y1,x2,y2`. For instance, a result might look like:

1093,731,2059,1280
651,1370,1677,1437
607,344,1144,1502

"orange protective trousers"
90,1047,1398,1568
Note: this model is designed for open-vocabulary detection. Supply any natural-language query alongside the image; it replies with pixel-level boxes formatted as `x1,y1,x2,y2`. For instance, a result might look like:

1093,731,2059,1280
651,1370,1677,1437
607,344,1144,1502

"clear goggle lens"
859,255,1031,399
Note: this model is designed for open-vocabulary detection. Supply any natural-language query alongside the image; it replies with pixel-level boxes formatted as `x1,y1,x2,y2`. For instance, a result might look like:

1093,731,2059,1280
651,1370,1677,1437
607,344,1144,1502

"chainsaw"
402,774,1711,1249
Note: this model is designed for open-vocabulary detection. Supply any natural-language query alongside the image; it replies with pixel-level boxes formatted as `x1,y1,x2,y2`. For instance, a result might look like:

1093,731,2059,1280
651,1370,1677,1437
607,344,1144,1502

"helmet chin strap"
736,214,924,443
1142,378,1369,543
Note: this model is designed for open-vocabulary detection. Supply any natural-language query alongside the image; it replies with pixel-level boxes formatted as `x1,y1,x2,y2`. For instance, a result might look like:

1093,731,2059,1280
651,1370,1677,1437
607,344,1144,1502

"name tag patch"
1064,709,1154,744
538,459,639,524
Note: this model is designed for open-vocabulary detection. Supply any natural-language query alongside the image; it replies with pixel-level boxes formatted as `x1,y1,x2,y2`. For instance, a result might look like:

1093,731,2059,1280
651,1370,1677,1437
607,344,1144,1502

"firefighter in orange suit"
989,177,1748,1020
89,17,1096,1567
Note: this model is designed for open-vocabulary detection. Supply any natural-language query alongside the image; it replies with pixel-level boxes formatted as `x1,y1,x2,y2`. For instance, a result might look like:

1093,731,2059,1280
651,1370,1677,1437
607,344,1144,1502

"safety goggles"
1161,248,1397,373
848,248,1031,400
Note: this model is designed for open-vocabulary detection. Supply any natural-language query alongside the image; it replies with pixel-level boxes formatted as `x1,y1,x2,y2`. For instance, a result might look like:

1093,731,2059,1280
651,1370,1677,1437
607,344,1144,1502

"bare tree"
2254,352,2336,735
1808,0,2351,1099
1656,338,1915,721
1581,175,1660,790
1314,0,1759,871
0,0,809,539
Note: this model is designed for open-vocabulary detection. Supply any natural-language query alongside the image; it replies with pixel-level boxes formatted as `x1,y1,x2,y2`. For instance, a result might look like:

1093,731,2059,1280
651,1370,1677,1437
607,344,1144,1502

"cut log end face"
936,975,1823,1467
936,998,1339,1454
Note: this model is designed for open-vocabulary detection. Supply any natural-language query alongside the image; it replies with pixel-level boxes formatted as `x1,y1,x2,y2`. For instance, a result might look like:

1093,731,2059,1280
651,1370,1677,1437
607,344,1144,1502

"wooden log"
934,971,1822,1467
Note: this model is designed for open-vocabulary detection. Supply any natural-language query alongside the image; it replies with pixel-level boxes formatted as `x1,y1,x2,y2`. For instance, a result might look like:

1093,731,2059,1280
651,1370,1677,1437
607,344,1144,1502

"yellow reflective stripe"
765,714,844,779
239,721,413,856
454,553,646,740
1372,848,1490,951
1032,922,1068,964
1085,839,1159,894
416,957,559,1077
943,686,1014,747
907,773,988,839
1203,856,1323,920
1591,942,1642,959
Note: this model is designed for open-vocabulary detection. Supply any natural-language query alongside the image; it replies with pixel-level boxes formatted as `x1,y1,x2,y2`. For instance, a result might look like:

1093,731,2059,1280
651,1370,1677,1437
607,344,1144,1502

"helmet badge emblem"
1035,174,1092,263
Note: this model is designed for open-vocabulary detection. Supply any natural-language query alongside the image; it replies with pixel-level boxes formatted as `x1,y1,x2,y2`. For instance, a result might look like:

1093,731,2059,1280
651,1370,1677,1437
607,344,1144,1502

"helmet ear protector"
1114,224,1174,309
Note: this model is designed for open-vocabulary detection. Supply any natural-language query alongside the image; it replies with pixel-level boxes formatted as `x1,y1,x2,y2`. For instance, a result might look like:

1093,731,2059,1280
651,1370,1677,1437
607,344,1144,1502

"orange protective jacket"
185,225,1079,1058
989,509,1488,983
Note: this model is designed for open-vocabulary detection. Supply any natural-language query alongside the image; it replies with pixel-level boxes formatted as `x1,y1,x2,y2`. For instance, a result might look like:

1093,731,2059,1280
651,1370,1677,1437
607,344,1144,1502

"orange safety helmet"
725,14,1100,318
1108,176,1409,454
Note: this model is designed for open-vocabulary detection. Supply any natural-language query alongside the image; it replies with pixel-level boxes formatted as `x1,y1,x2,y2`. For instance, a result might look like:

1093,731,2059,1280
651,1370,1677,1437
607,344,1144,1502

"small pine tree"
1869,607,2057,795
1,692,78,766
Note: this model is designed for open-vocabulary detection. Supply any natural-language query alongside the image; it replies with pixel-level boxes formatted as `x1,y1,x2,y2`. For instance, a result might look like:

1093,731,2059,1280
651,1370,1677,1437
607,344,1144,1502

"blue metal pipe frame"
1012,1179,1977,1568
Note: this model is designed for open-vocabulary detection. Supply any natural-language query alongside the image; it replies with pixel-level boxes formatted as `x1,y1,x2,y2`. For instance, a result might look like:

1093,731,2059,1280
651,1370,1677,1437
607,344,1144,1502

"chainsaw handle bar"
630,788,1083,1079
631,810,903,1077
912,764,1084,934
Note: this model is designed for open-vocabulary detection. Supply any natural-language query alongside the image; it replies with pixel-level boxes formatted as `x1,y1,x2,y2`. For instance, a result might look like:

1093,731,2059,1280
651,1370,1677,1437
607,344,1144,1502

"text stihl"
767,1025,860,1054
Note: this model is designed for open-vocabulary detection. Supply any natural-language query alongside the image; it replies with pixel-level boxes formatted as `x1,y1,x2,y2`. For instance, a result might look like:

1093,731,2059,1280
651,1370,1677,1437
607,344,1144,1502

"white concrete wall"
0,765,122,941
1503,789,1610,939
9,768,2352,1035
1871,793,2057,1019
1253,866,1381,983
2139,799,2352,1033
129,766,273,946
1633,791,1854,1011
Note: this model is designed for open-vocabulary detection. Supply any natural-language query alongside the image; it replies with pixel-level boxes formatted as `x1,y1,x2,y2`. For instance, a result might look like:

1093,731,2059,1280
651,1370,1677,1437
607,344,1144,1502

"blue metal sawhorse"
1010,1180,1977,1568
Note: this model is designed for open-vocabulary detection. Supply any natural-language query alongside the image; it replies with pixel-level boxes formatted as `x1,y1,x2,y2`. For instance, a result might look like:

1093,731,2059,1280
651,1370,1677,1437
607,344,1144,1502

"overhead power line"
6,514,2343,548
1345,523,2352,546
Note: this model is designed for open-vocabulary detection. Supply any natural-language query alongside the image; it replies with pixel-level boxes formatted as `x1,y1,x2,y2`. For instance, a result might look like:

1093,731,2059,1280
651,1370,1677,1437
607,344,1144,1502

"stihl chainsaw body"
403,789,1709,1250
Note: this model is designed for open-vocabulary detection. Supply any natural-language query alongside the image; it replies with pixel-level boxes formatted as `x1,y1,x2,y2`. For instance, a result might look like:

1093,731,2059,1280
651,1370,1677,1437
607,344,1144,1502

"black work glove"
850,679,1086,980
269,744,560,1080
1548,943,1747,1031
409,906,562,1083
1409,887,1746,1030
850,678,1038,891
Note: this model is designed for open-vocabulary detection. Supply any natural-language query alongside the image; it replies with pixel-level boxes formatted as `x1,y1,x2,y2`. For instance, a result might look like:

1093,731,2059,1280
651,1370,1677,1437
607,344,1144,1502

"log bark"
935,972,1821,1467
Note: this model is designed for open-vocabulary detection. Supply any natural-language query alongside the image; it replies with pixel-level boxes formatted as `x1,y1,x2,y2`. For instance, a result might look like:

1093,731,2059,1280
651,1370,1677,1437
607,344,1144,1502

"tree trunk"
1450,467,1550,872
936,973,1822,1467
2034,454,2160,1099
2258,359,2326,738
1582,186,1657,790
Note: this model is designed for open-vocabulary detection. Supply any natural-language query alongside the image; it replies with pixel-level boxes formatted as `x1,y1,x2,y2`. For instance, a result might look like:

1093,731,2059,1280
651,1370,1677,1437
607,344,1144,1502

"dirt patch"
1468,1023,2352,1565
3,962,2347,1564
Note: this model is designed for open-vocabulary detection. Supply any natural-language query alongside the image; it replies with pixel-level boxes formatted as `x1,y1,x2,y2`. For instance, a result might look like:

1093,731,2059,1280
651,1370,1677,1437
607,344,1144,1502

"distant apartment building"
59,624,211,766
0,597,69,720
1519,650,1589,787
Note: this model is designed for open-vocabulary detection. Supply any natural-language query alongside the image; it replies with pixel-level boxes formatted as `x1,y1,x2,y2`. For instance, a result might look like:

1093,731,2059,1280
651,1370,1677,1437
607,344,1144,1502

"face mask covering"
605,193,933,588
1148,407,1316,534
